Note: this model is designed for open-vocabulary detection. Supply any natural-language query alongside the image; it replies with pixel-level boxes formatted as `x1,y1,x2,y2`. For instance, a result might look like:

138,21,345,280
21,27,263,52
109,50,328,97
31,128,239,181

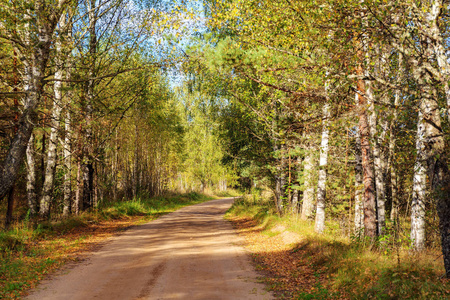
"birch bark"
410,80,445,252
26,133,38,215
39,12,67,217
301,147,316,220
428,0,450,123
290,157,300,214
314,103,330,233
377,0,450,269
354,95,364,236
0,1,66,199
389,53,402,221
411,109,427,250
62,107,72,217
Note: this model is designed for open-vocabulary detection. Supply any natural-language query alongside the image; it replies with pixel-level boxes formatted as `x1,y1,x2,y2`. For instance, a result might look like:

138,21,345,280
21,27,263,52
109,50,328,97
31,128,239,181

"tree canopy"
1,0,450,279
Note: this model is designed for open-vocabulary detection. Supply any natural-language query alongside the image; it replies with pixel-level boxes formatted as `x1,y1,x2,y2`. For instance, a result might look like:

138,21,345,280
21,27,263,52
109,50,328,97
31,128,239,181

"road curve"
25,198,272,300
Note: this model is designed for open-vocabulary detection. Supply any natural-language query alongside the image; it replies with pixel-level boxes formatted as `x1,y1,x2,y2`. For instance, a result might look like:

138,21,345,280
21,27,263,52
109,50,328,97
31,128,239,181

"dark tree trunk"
5,186,15,229
357,73,377,238
74,156,82,214
432,158,450,277
82,163,94,210
0,108,38,200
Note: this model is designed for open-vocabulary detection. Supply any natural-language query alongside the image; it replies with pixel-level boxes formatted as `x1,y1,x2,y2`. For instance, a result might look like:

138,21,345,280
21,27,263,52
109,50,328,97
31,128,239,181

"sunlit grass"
0,192,215,299
227,194,450,299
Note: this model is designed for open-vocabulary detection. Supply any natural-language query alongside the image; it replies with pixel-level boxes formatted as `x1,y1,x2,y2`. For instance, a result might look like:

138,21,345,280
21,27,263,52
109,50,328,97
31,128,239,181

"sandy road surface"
25,198,272,300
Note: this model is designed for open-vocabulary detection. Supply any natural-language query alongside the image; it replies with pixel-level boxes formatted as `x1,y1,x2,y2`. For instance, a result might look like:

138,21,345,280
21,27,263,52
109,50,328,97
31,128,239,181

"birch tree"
314,102,330,233
368,0,450,275
26,133,38,215
301,145,316,220
39,11,71,217
354,114,364,236
0,0,70,200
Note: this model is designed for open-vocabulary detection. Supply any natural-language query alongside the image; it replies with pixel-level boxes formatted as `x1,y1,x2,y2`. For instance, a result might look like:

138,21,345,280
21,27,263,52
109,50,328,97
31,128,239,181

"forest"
1,0,450,298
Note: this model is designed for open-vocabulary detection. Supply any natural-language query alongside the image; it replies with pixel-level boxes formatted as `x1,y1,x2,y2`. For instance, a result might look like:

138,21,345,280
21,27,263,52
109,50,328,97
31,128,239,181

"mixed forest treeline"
0,0,232,227
184,0,450,277
1,0,450,281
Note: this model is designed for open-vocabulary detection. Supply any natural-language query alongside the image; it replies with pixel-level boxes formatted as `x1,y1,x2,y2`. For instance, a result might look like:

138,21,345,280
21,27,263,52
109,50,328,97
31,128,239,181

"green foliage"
0,231,29,253
227,195,449,299
0,192,215,299
226,191,279,230
178,87,237,191
101,200,148,219
296,283,330,300
213,188,241,198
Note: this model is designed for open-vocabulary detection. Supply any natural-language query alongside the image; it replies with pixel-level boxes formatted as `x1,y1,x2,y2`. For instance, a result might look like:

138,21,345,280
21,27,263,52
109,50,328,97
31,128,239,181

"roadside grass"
213,189,241,198
226,195,450,299
0,192,214,299
199,187,241,199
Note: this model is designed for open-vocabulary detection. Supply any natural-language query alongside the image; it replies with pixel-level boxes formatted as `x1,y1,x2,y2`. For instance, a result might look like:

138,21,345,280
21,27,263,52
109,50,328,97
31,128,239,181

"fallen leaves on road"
228,216,329,299
2,216,145,300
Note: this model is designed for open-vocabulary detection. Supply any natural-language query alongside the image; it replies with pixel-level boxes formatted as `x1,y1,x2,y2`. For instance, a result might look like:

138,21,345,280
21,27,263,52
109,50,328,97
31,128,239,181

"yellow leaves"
230,7,239,18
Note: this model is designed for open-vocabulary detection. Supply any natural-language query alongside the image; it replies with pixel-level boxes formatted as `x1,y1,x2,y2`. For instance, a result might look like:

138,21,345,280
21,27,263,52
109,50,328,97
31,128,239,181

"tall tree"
314,103,330,233
39,11,71,217
0,0,70,200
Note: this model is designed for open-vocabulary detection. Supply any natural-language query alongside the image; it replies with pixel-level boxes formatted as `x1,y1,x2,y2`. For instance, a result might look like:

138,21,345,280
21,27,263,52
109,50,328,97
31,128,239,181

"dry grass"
226,196,450,299
0,192,214,299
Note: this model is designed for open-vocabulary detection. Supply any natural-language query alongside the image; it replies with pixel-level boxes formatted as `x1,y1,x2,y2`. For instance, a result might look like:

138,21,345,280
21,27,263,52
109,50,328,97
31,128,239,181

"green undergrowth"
98,191,214,220
0,192,214,299
211,188,241,198
227,195,450,300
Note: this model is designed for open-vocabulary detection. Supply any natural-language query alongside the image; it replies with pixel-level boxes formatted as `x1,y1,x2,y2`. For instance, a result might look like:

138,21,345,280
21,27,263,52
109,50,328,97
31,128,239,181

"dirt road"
25,198,272,300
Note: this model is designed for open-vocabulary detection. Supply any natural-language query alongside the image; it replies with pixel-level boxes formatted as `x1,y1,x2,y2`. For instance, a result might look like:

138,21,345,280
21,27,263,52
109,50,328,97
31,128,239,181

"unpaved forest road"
25,198,272,300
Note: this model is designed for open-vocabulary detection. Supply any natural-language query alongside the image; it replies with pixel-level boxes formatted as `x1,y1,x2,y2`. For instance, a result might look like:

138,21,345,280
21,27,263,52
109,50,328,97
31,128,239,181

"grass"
98,191,215,219
0,192,215,299
226,194,450,299
211,189,241,198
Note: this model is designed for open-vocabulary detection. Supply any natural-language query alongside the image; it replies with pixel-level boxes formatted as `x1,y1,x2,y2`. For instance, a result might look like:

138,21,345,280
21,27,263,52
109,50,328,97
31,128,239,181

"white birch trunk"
428,0,450,123
290,156,301,214
411,110,427,251
62,7,74,217
62,108,72,217
314,103,330,233
409,4,446,250
301,147,316,220
354,104,364,236
39,12,67,217
0,3,55,199
23,15,38,216
389,53,402,221
39,81,63,216
26,133,38,215
410,31,443,251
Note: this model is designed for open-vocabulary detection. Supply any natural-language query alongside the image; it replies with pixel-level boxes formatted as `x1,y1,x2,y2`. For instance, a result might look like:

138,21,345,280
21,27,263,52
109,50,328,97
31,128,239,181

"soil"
25,198,273,300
